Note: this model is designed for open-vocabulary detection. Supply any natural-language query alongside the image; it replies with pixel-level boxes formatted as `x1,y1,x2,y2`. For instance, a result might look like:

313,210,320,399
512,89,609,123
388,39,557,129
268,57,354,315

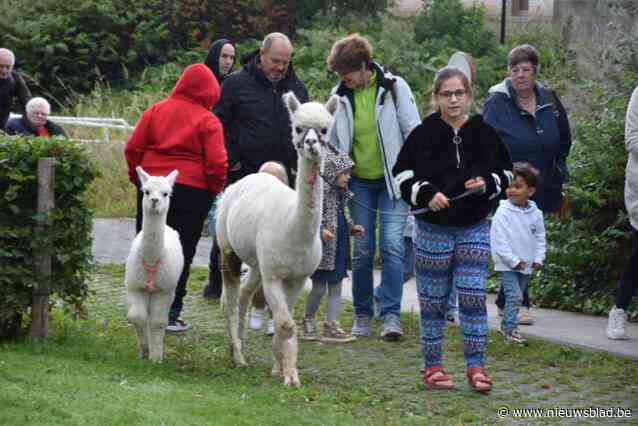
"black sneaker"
166,318,191,332
202,284,221,300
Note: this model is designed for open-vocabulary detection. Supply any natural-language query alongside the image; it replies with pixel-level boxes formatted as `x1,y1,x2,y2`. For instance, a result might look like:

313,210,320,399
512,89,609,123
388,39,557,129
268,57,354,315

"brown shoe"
322,321,356,343
300,317,318,341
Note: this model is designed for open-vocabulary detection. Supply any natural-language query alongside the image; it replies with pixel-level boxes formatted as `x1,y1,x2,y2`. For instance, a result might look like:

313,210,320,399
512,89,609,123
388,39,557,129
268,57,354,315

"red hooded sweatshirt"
125,64,228,195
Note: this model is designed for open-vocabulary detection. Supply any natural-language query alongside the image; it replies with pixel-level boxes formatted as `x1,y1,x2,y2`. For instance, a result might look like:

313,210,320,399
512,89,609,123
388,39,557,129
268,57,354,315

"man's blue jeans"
348,177,408,319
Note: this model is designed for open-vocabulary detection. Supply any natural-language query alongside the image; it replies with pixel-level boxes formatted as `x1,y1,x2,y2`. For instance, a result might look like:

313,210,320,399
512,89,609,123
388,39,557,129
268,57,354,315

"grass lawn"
1,264,637,426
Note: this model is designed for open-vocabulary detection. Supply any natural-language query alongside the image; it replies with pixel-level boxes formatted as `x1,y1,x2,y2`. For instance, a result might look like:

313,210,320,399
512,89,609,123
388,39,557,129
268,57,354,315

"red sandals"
467,367,492,393
422,365,455,390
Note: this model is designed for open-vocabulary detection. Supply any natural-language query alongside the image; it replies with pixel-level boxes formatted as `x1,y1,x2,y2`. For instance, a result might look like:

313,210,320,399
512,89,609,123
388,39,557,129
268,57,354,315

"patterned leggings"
414,219,490,369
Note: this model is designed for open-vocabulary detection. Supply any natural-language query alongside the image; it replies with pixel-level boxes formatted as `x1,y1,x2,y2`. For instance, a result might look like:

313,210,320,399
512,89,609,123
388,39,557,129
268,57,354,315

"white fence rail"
8,113,134,143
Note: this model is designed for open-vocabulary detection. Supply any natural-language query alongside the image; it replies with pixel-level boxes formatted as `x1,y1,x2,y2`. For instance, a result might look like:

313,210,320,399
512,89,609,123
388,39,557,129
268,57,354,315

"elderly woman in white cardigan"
607,86,638,340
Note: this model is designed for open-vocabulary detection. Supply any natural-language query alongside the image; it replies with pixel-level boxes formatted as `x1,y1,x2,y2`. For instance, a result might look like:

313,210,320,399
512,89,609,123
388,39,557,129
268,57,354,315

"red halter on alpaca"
143,259,161,292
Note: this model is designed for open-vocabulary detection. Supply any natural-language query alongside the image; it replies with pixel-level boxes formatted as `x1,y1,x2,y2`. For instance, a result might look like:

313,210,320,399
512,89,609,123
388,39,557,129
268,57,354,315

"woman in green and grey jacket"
327,34,420,341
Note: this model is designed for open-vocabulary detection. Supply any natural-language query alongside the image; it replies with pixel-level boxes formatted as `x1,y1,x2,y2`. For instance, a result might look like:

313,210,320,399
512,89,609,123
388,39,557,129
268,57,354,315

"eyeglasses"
438,89,467,99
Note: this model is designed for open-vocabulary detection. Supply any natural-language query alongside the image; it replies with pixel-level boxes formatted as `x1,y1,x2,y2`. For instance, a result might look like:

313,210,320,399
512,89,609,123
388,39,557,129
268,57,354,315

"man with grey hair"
215,32,308,183
0,48,31,131
6,97,66,137
214,32,307,331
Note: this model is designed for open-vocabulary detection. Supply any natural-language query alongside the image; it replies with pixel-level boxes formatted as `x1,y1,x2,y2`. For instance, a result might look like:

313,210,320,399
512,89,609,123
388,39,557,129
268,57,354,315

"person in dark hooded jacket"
204,38,236,84
202,38,236,301
125,63,228,332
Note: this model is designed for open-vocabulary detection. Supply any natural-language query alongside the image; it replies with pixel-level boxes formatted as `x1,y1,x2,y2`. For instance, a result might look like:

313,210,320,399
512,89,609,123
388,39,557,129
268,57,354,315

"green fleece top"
352,73,383,179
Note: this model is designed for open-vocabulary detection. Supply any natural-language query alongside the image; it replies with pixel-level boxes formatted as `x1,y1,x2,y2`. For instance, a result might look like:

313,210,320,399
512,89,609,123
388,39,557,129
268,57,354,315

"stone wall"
554,0,638,80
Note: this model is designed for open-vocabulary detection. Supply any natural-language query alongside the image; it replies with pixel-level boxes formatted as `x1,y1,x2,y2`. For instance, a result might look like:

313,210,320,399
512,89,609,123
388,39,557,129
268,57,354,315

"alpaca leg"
281,279,306,386
263,279,300,387
147,292,173,363
127,290,151,359
220,249,245,366
238,266,262,341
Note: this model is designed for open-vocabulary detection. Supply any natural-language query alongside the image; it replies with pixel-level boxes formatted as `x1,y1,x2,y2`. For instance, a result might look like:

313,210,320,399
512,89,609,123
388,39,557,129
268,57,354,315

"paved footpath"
93,218,638,361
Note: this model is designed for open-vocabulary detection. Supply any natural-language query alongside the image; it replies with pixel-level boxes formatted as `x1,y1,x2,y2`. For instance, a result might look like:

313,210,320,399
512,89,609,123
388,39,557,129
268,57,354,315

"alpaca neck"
140,211,166,262
291,156,323,241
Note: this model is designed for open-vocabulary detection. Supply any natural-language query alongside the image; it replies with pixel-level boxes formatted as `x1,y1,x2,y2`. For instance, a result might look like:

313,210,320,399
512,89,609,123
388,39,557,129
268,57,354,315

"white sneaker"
266,319,275,336
249,308,265,330
607,307,629,340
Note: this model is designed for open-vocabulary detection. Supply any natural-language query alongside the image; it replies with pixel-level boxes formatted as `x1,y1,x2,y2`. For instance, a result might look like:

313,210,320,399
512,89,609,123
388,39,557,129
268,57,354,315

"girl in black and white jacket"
392,66,512,393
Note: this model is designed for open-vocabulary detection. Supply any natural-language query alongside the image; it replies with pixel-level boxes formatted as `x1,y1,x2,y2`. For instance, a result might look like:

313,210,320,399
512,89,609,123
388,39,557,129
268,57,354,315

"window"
512,0,530,16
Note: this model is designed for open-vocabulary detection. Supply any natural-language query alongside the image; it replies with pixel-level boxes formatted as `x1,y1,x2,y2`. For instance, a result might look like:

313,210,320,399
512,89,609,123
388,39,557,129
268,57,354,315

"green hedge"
533,78,638,319
0,136,98,340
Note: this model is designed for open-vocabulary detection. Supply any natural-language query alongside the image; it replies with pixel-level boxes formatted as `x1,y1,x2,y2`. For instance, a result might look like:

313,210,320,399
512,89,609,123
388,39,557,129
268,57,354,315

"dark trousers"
206,237,222,297
136,183,211,321
204,167,246,297
617,229,638,310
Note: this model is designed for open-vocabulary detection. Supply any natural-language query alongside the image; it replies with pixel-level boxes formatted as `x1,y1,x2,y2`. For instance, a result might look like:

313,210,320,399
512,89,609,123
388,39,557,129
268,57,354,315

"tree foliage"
295,0,390,28
414,0,497,58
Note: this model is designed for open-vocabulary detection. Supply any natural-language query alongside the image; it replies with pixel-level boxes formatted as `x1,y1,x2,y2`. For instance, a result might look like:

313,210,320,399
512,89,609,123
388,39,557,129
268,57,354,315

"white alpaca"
216,92,338,387
125,167,184,362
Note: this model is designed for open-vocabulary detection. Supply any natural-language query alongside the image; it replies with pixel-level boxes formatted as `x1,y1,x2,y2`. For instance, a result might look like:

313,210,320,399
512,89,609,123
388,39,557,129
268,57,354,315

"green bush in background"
0,0,176,103
415,0,497,58
535,78,638,319
0,137,98,340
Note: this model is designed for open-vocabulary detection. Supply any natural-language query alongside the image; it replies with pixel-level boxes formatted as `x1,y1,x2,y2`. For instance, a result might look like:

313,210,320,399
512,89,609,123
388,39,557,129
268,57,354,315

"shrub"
295,0,390,28
0,136,98,340
0,0,175,102
294,16,440,113
414,0,497,58
534,78,638,319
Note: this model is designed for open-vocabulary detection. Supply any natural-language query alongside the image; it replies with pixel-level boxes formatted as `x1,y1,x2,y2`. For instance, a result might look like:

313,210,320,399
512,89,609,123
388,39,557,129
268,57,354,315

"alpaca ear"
325,95,339,116
136,166,150,185
283,91,300,115
166,169,179,187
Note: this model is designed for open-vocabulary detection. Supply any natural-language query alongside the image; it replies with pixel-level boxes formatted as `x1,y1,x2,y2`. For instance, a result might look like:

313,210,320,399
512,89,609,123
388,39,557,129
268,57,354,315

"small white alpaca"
216,92,338,387
125,167,184,362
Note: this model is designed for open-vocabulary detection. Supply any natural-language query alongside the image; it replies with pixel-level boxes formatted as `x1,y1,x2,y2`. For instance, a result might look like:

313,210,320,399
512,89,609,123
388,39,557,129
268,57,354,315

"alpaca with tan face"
215,92,338,387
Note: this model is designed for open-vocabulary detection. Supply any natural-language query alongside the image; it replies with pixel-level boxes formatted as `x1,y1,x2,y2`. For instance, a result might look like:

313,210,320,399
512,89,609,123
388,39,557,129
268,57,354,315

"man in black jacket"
0,48,31,131
214,32,308,184
213,32,308,329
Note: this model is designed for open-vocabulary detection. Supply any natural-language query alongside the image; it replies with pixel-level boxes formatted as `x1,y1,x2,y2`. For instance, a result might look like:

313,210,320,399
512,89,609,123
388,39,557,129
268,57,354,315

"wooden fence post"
30,158,55,342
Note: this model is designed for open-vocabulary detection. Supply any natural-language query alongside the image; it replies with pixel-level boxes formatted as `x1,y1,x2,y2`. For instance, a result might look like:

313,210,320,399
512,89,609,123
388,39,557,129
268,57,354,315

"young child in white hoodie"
491,162,546,345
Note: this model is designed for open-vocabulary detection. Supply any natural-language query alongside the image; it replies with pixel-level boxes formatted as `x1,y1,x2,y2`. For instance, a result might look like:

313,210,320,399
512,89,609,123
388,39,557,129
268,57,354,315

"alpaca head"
284,92,338,163
136,167,178,216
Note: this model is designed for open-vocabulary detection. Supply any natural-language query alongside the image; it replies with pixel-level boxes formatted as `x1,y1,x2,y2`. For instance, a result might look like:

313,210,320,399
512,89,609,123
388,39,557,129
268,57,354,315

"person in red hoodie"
125,63,228,332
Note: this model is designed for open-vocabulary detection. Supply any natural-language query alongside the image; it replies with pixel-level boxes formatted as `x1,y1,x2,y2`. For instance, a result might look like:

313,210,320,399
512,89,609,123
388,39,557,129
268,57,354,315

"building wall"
391,0,554,20
472,0,553,20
